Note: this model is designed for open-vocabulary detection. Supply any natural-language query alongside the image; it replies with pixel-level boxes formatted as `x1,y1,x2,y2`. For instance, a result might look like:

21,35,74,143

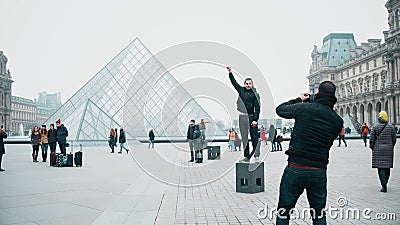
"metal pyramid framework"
45,38,225,143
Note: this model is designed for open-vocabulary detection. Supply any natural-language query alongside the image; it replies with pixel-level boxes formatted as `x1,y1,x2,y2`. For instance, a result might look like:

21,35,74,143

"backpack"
193,129,201,139
192,125,201,139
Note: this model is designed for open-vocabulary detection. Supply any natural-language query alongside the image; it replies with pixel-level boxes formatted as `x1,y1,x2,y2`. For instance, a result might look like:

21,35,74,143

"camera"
304,94,315,103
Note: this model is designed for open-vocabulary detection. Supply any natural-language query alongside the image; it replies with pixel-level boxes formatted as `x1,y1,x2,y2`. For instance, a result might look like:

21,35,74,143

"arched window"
397,10,400,28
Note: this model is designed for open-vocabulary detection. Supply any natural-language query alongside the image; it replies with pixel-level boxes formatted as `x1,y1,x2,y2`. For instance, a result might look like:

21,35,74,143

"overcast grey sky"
0,0,388,110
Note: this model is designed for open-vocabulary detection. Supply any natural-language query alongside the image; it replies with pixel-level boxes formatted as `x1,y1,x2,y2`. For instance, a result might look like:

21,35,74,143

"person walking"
268,125,276,152
148,129,155,149
56,119,68,155
0,125,7,171
361,123,369,147
227,66,261,162
118,128,129,153
275,81,343,224
40,125,49,162
229,128,236,151
370,111,397,193
337,125,347,147
276,133,283,151
108,128,116,153
260,126,267,145
31,126,41,162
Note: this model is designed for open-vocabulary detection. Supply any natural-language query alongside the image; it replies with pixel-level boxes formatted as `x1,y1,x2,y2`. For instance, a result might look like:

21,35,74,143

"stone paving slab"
0,143,163,225
153,140,400,225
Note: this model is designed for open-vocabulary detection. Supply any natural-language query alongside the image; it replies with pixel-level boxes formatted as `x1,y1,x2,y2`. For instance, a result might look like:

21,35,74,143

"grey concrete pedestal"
236,162,264,193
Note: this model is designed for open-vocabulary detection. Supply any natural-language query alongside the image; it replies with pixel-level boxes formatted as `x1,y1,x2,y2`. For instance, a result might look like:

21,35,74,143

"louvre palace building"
308,0,400,128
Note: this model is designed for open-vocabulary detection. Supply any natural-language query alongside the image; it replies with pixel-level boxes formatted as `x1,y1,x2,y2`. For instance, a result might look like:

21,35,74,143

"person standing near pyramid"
56,119,68,155
227,66,261,162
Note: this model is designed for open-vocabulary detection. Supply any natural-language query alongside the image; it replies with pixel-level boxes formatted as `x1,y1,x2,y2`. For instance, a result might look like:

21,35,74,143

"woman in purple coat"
31,126,41,162
370,111,397,193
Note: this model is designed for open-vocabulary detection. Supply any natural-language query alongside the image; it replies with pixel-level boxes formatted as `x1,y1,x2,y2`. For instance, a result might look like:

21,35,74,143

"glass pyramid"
45,38,225,143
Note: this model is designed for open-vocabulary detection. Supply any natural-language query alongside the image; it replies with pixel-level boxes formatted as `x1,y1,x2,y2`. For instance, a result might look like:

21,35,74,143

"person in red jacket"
361,123,370,147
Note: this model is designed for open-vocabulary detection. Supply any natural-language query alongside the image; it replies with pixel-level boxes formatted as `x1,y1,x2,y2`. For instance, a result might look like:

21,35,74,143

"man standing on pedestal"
227,66,261,162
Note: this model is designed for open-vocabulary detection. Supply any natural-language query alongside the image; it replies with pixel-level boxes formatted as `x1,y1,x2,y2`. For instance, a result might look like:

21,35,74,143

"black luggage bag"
64,153,73,167
50,152,56,166
74,145,83,167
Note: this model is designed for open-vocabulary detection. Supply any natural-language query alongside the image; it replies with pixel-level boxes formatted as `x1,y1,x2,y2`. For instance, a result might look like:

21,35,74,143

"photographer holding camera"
275,81,343,225
0,125,7,171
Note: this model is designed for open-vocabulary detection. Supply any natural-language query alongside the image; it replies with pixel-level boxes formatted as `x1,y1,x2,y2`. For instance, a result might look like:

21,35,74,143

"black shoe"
111,151,114,153
0,169,5,172
380,187,387,193
189,159,194,162
118,151,122,154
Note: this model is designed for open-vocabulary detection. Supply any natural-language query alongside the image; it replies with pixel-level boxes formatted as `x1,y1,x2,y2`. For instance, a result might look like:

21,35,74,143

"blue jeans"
276,165,327,225
229,140,235,150
41,143,49,154
148,140,154,148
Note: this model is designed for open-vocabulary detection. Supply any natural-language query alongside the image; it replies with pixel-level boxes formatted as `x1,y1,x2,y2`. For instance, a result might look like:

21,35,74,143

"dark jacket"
276,95,343,169
0,131,7,155
119,130,126,143
267,125,275,142
56,124,68,144
48,129,57,143
370,122,396,168
149,130,155,140
31,132,41,145
229,72,260,121
187,124,199,140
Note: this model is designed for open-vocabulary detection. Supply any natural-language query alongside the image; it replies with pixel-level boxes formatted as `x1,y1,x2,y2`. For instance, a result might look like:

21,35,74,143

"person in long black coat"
0,125,7,171
118,128,129,154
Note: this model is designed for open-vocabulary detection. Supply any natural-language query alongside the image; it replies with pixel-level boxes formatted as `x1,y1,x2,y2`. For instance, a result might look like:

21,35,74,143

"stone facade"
308,0,400,127
11,96,37,135
0,51,13,131
11,93,62,135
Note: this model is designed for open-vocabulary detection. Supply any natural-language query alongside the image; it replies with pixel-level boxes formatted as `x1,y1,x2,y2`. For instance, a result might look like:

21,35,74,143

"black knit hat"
318,81,336,95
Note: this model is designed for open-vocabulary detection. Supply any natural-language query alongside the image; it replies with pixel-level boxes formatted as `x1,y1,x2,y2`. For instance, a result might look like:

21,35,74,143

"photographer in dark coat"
275,81,343,225
56,119,68,155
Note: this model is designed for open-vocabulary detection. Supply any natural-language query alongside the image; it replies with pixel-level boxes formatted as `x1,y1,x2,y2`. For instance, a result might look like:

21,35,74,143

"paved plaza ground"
0,139,399,225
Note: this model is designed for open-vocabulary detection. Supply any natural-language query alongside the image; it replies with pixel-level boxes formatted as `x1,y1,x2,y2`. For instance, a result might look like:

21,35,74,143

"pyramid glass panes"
45,38,225,142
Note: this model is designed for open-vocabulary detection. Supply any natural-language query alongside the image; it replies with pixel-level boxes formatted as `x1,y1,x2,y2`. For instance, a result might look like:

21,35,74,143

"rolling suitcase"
56,153,64,167
74,144,83,167
64,153,73,167
50,152,56,166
